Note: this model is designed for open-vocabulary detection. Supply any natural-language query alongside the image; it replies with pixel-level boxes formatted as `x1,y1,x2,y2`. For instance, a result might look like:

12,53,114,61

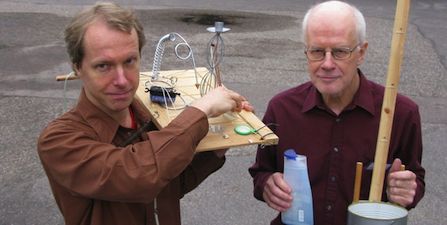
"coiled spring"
151,32,198,85
147,32,198,111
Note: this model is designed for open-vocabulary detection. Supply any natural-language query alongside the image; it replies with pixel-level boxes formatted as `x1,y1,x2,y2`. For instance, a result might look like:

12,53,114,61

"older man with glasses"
249,1,425,225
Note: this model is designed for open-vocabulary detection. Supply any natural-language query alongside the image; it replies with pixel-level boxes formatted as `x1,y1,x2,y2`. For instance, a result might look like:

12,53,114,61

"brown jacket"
38,90,225,225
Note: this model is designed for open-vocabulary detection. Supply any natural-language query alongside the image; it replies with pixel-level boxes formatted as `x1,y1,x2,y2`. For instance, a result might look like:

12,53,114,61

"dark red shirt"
249,70,425,225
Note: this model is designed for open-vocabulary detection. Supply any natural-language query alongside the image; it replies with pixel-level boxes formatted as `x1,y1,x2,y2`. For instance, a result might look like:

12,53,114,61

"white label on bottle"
299,210,304,222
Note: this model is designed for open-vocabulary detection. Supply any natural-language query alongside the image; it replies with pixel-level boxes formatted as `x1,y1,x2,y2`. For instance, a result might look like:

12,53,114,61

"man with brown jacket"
37,2,251,225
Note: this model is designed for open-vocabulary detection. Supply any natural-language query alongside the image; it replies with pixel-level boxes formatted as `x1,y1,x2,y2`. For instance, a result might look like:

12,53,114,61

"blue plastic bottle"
281,149,314,225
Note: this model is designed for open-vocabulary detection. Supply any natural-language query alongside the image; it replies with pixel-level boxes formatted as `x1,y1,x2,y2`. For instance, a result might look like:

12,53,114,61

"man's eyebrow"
92,59,112,64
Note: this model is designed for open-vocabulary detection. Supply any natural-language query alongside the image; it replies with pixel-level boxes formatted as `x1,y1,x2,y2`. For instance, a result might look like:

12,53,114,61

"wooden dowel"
56,74,79,81
369,0,411,202
400,164,405,171
353,162,363,203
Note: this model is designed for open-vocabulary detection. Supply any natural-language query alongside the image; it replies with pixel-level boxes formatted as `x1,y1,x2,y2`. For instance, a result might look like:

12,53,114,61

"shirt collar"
353,69,375,116
302,69,376,116
302,85,321,112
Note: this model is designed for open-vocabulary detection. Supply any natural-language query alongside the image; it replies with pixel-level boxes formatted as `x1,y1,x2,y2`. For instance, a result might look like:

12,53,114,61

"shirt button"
327,204,332,211
333,147,339,152
336,118,341,123
331,176,336,182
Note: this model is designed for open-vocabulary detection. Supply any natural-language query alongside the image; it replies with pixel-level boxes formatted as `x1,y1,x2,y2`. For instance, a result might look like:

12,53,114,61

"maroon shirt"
249,70,425,225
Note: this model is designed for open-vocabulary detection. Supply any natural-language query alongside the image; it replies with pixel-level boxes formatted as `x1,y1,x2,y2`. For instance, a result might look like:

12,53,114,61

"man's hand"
386,158,417,207
241,100,254,112
190,86,248,117
262,172,293,212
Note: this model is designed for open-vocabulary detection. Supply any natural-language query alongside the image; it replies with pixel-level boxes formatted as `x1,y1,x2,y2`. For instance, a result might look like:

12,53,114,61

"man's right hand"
190,86,247,117
263,172,293,212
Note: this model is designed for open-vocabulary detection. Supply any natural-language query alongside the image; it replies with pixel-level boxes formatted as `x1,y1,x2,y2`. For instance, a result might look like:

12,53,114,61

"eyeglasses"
304,44,361,61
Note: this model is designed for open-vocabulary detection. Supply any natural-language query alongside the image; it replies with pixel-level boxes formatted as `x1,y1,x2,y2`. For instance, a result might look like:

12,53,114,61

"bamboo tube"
353,162,363,203
369,0,411,202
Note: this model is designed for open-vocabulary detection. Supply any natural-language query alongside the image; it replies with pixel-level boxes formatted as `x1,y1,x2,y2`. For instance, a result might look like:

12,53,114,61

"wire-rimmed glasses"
305,43,361,61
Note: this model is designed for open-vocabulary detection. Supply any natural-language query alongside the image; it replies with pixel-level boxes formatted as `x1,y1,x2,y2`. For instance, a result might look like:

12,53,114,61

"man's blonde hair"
64,2,146,68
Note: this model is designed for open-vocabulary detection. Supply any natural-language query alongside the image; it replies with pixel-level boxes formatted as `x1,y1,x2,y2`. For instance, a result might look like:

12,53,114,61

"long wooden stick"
369,0,411,202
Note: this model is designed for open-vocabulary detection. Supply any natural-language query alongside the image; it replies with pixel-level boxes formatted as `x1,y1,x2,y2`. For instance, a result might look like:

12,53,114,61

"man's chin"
317,86,333,94
109,99,133,112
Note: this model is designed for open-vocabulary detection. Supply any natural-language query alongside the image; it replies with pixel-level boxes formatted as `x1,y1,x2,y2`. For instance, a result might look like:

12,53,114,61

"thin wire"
146,33,199,111
151,33,199,87
200,33,225,96
257,123,279,140
206,34,225,70
170,32,199,87
199,70,216,97
154,198,160,225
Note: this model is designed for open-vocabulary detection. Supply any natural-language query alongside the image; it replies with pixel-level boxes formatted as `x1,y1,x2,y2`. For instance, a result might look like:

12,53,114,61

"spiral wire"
145,33,199,111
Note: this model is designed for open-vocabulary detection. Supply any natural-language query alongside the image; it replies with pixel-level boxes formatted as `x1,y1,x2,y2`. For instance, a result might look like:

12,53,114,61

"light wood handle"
353,162,363,203
56,74,79,81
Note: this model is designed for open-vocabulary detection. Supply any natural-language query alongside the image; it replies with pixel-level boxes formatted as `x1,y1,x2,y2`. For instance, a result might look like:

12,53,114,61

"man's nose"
321,51,336,68
113,66,128,86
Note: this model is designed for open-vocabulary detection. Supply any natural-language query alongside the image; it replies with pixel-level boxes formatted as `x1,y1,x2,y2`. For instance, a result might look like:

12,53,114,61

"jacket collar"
75,89,119,143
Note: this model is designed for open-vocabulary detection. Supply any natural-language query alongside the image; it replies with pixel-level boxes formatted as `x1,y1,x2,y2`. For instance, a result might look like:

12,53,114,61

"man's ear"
72,63,80,77
357,41,368,65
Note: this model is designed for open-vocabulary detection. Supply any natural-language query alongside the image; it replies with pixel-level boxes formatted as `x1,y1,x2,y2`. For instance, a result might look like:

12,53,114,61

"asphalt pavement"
0,0,446,224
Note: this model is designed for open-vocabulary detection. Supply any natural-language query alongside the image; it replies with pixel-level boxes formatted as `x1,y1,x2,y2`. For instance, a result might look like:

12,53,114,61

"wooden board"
136,67,278,152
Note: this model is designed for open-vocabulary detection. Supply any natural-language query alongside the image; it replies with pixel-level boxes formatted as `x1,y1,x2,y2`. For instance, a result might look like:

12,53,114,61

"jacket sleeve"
178,151,226,197
37,106,208,204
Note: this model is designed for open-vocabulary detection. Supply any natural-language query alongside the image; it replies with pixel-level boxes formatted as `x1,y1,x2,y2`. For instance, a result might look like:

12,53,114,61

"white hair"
301,1,366,44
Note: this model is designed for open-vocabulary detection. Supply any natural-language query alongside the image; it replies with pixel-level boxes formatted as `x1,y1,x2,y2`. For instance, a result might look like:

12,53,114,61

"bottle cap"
284,149,297,160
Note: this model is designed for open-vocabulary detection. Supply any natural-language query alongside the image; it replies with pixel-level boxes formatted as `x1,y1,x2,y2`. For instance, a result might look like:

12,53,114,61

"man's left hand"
386,158,417,207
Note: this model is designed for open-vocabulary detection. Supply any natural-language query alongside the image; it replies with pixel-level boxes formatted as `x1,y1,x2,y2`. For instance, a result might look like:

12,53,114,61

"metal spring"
147,33,198,112
151,33,198,86
152,33,175,81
